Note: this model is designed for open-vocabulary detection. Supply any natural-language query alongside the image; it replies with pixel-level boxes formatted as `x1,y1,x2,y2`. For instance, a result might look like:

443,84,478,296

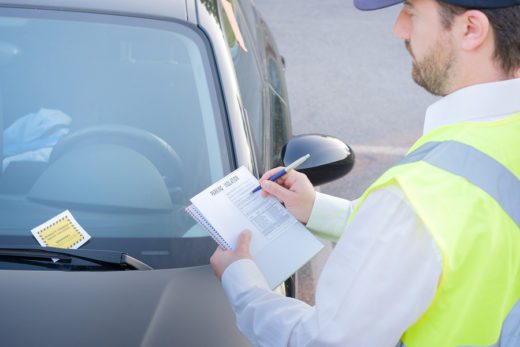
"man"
210,0,520,346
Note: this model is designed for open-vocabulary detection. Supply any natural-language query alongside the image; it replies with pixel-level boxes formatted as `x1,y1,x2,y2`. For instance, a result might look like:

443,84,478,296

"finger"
262,174,289,192
275,174,289,185
284,170,308,189
272,170,299,189
261,180,295,203
236,230,252,254
211,246,226,258
259,167,285,182
210,246,224,265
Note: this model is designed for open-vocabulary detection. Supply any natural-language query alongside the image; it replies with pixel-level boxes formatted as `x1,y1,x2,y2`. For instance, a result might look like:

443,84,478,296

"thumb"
261,180,293,203
236,230,252,255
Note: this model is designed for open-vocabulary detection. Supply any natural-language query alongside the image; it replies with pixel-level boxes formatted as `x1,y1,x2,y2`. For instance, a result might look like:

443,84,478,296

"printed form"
189,166,324,288
191,166,300,255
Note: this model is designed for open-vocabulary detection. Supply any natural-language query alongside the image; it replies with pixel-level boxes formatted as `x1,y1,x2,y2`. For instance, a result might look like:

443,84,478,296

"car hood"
0,265,250,346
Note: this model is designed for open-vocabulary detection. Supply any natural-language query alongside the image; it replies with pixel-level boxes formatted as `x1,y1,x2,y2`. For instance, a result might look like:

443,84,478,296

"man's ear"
456,10,491,52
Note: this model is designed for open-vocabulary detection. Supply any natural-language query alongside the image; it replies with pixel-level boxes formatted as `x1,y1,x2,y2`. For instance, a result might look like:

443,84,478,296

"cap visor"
354,0,403,10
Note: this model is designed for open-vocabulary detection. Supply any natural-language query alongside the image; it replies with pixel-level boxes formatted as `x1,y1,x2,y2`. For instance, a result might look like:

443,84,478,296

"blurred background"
255,0,438,303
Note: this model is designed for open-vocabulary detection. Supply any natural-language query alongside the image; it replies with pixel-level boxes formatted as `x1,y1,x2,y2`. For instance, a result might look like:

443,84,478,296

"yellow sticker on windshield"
31,210,91,249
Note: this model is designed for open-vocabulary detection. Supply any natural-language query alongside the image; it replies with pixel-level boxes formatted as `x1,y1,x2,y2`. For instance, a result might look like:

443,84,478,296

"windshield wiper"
0,245,152,270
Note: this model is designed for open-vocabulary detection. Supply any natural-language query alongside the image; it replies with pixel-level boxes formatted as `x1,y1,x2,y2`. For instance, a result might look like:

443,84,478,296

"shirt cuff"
306,192,355,242
221,259,270,303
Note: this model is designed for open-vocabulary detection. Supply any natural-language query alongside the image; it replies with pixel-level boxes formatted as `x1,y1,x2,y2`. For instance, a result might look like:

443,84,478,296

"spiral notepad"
186,204,232,250
185,166,324,289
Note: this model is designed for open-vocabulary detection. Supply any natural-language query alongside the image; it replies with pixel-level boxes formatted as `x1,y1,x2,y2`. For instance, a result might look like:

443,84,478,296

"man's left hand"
210,230,252,279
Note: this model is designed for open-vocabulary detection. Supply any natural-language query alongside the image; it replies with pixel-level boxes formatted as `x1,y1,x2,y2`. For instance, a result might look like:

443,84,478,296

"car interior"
0,14,227,268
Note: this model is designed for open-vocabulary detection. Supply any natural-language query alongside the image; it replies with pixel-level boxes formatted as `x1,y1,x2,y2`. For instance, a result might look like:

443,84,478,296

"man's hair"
437,1,520,75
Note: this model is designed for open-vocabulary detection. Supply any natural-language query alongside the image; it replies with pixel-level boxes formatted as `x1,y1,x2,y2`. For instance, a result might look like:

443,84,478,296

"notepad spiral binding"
186,205,232,250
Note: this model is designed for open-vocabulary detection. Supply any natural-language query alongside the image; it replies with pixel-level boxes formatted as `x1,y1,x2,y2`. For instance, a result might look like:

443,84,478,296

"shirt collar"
423,78,520,134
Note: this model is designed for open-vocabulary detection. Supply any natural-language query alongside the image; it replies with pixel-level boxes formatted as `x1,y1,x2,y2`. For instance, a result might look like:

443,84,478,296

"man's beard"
405,38,456,96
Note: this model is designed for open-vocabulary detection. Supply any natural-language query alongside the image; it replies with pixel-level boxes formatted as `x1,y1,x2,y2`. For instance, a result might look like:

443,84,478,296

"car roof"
0,0,189,21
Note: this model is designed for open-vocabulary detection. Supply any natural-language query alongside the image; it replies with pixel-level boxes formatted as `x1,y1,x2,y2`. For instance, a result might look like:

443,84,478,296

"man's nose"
393,9,411,40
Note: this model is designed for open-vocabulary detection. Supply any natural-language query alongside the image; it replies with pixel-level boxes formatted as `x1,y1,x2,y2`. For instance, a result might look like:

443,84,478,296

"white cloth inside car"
2,108,71,171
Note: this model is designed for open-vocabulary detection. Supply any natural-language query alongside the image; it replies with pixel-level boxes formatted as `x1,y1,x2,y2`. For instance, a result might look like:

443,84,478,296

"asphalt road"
254,0,438,304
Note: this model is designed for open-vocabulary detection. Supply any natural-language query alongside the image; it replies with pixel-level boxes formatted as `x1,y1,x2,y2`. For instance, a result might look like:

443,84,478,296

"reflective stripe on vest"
348,117,520,347
396,140,520,346
399,140,520,228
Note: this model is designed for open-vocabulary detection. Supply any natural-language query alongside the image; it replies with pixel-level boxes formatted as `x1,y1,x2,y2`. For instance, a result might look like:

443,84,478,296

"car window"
0,9,231,269
232,0,258,43
218,0,266,165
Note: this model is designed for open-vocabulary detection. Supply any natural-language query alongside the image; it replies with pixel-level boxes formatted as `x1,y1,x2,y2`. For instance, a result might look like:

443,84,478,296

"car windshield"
0,9,231,269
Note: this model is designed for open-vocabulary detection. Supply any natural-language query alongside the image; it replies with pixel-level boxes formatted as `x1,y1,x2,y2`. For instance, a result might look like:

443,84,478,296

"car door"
217,0,268,171
246,0,292,168
230,0,292,169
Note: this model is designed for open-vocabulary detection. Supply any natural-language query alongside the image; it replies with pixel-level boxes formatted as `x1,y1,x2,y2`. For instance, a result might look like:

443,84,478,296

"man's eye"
403,1,415,16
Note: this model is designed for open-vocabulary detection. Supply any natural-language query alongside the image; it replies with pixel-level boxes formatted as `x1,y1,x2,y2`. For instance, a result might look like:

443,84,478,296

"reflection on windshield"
0,12,228,269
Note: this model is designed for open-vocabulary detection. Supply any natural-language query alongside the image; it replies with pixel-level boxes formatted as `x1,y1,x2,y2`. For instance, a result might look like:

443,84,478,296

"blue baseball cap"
354,0,520,10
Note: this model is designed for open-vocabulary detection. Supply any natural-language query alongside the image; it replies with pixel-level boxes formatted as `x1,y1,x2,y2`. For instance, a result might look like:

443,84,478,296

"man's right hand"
259,168,316,224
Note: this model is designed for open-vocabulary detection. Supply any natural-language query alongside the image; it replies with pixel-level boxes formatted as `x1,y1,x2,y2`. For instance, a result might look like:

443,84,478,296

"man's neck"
424,77,520,134
449,69,510,95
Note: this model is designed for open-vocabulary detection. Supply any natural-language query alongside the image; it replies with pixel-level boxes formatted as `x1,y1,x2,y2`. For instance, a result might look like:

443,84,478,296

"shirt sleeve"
305,192,356,242
220,185,442,347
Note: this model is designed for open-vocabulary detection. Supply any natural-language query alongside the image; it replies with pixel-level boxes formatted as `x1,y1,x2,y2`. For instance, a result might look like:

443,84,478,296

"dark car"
0,0,354,345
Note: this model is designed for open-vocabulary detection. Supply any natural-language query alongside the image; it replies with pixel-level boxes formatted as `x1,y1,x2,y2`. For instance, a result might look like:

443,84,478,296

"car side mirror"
281,134,354,186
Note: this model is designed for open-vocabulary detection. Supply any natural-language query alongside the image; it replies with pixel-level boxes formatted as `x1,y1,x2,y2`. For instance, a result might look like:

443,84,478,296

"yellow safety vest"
350,113,520,347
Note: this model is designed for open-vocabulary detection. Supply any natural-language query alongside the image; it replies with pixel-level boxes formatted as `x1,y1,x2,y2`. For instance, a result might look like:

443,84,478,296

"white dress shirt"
221,78,520,347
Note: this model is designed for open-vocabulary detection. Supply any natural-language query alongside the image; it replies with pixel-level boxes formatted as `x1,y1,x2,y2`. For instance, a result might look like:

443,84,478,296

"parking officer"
210,0,520,346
